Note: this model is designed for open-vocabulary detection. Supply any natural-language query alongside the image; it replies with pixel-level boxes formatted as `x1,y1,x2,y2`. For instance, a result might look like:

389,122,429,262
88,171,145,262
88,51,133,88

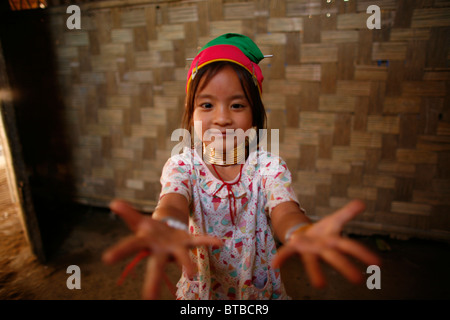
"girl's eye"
231,104,245,109
200,103,213,109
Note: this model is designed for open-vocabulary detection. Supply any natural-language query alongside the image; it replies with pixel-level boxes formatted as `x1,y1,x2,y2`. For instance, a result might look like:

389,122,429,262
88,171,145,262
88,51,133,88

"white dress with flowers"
158,147,301,300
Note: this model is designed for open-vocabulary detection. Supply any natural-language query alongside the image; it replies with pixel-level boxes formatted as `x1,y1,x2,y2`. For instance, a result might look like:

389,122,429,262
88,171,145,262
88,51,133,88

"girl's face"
192,65,253,152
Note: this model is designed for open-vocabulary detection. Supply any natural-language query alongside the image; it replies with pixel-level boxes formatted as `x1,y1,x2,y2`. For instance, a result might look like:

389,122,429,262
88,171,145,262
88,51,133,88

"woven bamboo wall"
46,0,450,241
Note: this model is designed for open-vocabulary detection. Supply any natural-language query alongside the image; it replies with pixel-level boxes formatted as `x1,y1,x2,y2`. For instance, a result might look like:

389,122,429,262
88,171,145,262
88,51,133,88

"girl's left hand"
272,200,381,288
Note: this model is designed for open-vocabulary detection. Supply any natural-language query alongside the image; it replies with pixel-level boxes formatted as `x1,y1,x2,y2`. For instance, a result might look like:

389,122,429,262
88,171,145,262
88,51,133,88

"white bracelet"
160,217,189,232
284,222,312,243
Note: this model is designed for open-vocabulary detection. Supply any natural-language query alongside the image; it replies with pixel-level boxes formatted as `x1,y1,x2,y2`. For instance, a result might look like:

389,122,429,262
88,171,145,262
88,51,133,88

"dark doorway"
0,4,76,262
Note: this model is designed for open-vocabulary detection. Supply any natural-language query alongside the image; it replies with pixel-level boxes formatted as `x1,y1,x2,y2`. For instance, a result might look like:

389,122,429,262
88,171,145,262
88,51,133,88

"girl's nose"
213,105,232,126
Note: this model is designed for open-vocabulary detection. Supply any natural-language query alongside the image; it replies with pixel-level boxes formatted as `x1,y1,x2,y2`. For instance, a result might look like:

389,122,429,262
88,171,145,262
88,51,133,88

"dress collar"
190,147,259,199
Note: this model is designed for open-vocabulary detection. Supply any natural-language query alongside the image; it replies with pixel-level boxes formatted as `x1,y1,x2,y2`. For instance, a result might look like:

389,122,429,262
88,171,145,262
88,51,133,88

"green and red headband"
186,33,265,95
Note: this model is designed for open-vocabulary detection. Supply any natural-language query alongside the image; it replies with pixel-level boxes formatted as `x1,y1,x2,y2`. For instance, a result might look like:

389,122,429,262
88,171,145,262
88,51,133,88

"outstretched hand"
272,200,381,288
102,200,222,300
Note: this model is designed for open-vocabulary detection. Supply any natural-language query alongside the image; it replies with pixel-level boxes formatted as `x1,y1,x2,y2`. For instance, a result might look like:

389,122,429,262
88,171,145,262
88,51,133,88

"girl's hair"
182,61,267,136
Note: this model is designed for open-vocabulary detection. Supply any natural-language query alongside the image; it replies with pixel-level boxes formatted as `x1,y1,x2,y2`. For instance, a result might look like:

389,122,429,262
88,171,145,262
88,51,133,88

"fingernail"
102,251,115,264
102,252,111,264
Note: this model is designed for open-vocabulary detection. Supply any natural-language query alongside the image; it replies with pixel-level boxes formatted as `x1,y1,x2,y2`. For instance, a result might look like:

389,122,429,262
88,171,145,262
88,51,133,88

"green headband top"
197,33,265,64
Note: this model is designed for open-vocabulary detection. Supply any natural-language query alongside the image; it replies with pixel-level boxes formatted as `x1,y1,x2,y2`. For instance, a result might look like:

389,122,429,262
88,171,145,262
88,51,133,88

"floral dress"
159,147,301,300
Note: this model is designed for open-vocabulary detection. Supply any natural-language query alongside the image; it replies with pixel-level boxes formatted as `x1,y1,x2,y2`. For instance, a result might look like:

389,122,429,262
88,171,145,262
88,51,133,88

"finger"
321,249,364,284
171,247,196,279
331,200,367,227
189,235,224,248
272,236,326,269
334,238,381,266
109,199,144,232
102,235,147,265
301,253,326,288
142,254,167,300
271,245,297,269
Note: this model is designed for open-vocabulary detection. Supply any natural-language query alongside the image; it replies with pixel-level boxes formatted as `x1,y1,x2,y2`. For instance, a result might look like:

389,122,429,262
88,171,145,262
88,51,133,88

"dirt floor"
1,203,450,300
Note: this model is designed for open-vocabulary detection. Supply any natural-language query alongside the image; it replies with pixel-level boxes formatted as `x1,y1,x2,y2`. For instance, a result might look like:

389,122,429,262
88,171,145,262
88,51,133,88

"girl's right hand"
102,199,222,300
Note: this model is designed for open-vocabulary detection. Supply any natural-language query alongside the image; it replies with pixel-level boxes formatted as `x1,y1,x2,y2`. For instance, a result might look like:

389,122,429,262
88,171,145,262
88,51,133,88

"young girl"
102,33,380,300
